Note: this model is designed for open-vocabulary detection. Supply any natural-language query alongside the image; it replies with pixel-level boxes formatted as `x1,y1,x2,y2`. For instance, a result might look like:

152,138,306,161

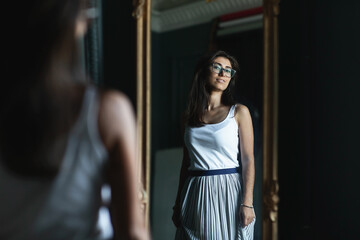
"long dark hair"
0,0,85,177
185,50,240,127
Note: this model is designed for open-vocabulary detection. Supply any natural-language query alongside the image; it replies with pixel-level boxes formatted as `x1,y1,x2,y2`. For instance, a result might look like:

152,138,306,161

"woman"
0,1,149,239
172,50,256,239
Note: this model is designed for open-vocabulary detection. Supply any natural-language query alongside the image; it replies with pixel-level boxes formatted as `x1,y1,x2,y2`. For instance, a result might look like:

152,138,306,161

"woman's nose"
218,69,224,76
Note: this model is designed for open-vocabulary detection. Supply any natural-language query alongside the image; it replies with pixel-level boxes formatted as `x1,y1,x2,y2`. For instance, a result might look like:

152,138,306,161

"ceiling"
152,0,203,11
151,0,263,32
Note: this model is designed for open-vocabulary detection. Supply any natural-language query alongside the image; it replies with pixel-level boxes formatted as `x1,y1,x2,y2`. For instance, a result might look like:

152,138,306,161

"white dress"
175,105,255,240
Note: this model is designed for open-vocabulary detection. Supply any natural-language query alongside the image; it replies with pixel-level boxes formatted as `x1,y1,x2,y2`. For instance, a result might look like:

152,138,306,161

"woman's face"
208,56,233,92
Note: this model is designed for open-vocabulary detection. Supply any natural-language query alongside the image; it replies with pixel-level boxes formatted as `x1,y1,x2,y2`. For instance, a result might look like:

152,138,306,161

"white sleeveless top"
0,85,111,240
184,105,240,171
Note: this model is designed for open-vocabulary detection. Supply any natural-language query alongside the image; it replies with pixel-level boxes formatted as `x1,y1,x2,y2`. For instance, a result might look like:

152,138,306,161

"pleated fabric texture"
175,173,255,240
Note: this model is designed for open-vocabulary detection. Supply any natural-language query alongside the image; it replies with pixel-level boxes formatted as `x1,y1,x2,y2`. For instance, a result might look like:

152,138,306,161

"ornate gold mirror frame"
132,0,280,238
132,0,151,229
262,0,280,240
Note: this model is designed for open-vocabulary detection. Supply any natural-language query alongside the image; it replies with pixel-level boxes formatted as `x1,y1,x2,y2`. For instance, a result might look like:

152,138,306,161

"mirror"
134,0,280,239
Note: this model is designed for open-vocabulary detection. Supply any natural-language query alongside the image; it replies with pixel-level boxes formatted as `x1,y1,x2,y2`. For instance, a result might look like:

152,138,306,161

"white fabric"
0,86,111,240
175,174,255,240
184,105,240,171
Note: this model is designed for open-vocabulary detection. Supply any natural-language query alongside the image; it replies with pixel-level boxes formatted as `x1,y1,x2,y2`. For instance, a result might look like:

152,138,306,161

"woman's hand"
240,206,255,227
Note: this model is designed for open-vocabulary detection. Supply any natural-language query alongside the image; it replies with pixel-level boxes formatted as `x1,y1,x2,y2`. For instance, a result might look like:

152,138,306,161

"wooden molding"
262,0,280,239
133,0,151,230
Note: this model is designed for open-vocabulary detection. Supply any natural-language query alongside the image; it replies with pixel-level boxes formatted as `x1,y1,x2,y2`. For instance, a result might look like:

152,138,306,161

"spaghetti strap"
229,104,237,118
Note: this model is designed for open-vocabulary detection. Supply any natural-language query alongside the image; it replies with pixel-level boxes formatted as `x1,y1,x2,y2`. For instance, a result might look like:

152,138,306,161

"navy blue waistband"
188,167,240,176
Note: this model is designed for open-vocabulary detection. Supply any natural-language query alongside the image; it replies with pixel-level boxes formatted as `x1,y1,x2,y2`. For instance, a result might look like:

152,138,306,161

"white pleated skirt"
175,173,255,240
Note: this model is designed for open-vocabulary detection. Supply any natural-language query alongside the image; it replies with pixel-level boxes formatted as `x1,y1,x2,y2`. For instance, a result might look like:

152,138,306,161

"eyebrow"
214,61,232,69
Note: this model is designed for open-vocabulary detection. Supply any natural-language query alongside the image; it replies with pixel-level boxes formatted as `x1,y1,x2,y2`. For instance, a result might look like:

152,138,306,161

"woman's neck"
207,91,223,111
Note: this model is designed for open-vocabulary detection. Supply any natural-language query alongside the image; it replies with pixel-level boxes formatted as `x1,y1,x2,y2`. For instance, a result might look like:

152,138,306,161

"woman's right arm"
98,90,150,240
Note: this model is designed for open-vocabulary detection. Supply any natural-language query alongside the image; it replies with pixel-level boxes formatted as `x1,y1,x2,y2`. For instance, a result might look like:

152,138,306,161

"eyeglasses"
211,63,236,78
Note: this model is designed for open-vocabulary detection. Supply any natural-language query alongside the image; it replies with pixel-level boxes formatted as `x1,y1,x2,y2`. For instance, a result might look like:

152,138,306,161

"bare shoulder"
234,104,252,126
99,89,133,111
234,104,251,118
98,89,135,128
98,89,136,150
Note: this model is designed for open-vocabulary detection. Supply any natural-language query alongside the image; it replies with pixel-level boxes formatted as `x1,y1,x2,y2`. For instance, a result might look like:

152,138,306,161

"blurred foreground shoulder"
97,89,136,152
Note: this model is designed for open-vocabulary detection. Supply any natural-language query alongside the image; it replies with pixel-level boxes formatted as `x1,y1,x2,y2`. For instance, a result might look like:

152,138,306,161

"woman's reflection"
172,50,256,239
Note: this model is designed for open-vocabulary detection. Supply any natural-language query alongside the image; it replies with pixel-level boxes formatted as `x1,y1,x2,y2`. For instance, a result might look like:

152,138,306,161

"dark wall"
278,0,360,239
102,0,137,108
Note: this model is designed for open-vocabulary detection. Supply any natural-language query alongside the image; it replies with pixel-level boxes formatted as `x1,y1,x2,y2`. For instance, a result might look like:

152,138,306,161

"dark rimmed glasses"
210,63,236,78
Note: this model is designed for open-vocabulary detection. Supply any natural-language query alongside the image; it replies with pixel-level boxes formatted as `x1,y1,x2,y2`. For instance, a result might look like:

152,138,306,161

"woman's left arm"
235,104,256,227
